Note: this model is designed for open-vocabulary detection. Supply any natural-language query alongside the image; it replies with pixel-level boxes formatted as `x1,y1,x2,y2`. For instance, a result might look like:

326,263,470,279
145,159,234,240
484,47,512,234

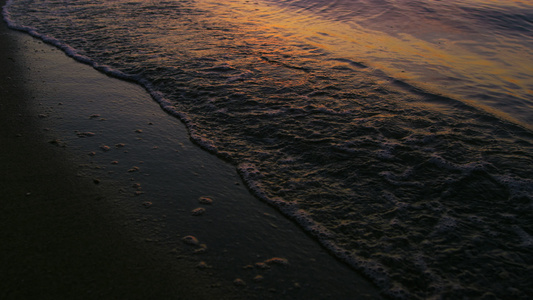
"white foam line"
237,161,403,297
2,0,221,154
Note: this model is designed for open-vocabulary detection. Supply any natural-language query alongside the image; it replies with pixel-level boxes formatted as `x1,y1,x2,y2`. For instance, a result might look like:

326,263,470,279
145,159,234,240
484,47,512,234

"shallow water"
4,0,533,298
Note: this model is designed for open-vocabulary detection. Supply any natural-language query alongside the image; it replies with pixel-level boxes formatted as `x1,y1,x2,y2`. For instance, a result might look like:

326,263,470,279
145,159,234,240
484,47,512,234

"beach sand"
0,5,381,299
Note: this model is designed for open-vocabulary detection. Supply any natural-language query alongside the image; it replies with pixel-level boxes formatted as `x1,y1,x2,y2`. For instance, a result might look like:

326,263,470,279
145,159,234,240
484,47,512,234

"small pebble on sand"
194,244,208,254
191,207,206,216
253,275,264,283
255,262,270,269
198,196,213,205
263,257,289,266
115,143,126,148
89,114,100,119
76,132,95,137
88,152,96,156
182,235,199,245
135,129,143,133
128,166,139,172
197,261,209,269
111,161,118,165
100,145,111,151
233,278,246,287
142,201,152,208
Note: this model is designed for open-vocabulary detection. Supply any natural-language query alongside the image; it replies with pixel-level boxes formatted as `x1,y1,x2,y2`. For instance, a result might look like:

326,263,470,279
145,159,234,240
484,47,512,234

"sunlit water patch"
4,0,533,298
258,0,533,127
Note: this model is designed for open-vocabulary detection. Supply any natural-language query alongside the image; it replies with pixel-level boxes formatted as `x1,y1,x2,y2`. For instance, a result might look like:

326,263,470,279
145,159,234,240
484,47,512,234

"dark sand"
0,3,382,299
0,8,224,300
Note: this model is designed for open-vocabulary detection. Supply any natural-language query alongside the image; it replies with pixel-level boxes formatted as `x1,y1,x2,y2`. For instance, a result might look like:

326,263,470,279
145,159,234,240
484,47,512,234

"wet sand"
0,9,225,300
0,3,382,299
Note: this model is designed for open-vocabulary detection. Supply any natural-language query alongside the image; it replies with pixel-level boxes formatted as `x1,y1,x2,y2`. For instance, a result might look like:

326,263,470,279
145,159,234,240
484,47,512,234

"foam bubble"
495,175,533,202
432,215,458,234
512,225,533,248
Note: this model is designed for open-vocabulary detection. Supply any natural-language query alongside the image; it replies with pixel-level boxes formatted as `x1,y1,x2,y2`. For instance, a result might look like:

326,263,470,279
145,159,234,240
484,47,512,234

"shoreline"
0,3,381,299
0,10,228,300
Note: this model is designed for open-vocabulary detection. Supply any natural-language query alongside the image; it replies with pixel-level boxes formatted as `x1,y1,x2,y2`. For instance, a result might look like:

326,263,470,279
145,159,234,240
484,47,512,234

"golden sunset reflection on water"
194,0,533,127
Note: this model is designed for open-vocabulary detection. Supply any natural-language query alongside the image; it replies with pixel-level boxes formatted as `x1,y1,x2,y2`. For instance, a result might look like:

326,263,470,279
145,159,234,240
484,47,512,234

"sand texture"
0,3,381,298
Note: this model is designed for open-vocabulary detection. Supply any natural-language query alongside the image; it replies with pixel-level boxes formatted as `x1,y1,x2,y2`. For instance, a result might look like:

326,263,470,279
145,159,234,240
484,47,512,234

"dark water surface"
4,0,533,298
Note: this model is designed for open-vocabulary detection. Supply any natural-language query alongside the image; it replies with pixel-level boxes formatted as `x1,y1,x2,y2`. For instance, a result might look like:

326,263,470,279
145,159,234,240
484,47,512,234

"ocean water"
3,0,533,298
